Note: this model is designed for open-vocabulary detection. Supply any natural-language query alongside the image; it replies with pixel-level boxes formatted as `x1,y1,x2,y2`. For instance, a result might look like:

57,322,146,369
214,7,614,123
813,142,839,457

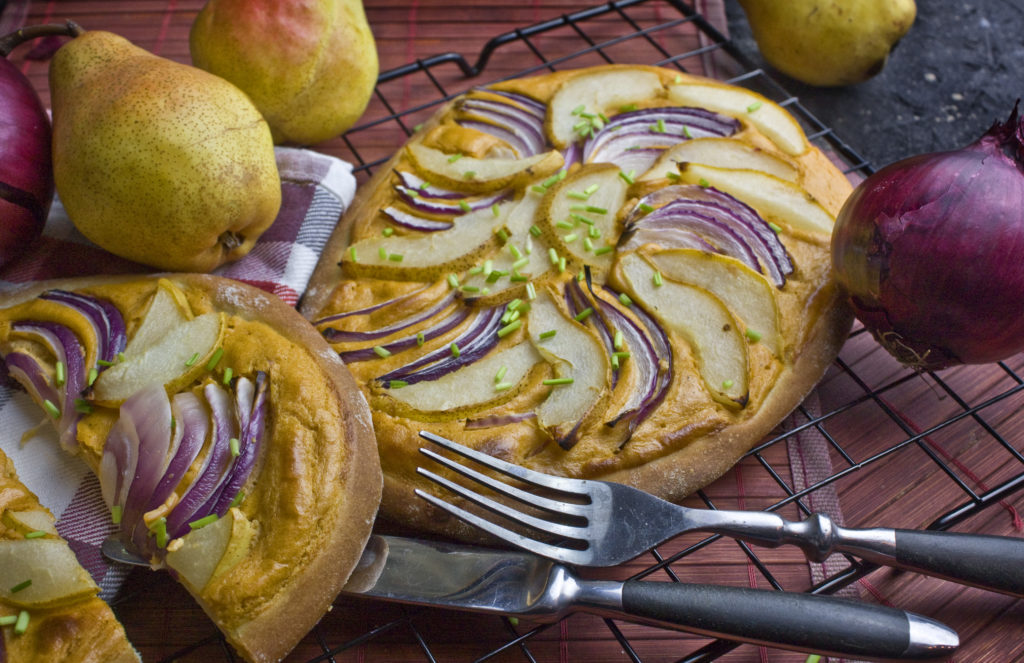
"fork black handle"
618,580,957,660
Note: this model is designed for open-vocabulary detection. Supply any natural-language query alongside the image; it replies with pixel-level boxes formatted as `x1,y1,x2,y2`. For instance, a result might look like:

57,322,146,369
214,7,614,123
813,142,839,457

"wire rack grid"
109,1,1024,661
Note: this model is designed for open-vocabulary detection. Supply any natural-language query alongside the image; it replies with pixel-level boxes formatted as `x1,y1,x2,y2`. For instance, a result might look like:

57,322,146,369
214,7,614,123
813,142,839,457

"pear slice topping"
2,510,59,537
381,341,541,419
406,143,564,194
617,251,749,407
546,68,663,149
677,163,834,236
343,199,517,282
646,248,783,358
527,289,610,447
640,137,799,183
123,279,194,355
92,311,225,405
0,538,99,609
165,507,255,593
666,83,808,156
539,164,629,274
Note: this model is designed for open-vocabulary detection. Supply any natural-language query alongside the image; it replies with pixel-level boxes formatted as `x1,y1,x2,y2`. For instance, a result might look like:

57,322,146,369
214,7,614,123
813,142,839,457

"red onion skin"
0,56,52,267
831,107,1024,369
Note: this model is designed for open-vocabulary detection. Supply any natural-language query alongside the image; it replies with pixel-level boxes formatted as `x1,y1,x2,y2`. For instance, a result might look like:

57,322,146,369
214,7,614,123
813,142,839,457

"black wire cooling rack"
123,1,1024,661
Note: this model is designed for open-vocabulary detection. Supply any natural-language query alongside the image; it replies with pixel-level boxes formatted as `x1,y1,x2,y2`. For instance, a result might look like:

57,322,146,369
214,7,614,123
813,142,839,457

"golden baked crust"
0,274,382,663
302,64,853,539
0,448,139,663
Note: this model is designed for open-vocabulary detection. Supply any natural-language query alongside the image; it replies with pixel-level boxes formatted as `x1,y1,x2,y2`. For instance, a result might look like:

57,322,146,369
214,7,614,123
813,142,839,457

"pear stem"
0,21,85,57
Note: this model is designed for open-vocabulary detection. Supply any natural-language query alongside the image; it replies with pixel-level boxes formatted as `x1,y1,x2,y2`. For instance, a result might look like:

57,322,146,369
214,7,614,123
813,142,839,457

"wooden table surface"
3,1,1023,662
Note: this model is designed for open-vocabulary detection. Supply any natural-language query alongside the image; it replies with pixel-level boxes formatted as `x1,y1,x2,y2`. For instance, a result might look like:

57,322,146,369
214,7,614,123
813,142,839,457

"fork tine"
416,466,589,541
419,446,589,517
415,488,590,565
418,431,589,496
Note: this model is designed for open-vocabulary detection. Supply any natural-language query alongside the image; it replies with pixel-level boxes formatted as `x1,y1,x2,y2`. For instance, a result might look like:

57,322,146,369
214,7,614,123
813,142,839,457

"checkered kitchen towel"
0,147,356,598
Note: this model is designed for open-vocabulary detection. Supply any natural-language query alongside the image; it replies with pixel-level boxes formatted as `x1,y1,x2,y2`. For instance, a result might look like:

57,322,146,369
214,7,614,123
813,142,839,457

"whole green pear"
50,29,281,272
189,0,378,146
738,0,916,87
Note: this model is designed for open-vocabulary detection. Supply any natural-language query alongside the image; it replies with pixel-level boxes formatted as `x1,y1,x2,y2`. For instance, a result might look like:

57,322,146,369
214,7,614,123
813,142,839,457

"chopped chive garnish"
526,282,537,300
151,517,168,548
655,118,667,133
666,171,681,181
450,342,461,358
189,514,219,530
556,220,574,230
572,120,590,132
55,361,65,387
768,221,782,234
584,183,600,195
379,246,388,260
805,655,822,663
502,309,521,324
745,328,763,342
382,226,394,237
24,531,46,539
638,203,654,213
463,171,476,179
539,329,557,339
349,246,358,262
388,252,404,262
563,232,578,243
652,271,663,287
698,178,710,188
722,379,735,390
372,345,391,358
585,205,608,214
13,610,28,634
494,382,514,391
530,224,542,237
10,579,31,593
577,270,586,282
458,199,471,212
185,352,200,367
389,379,408,389
683,125,693,138
746,101,763,112
416,331,426,346
413,123,424,132
674,74,684,83
571,104,586,115
588,225,601,238
447,152,464,163
111,505,123,525
492,203,501,217
618,292,633,306
593,245,614,255
614,330,624,350
448,273,460,288
510,273,529,282
42,399,60,419
512,256,530,270
461,285,481,293
613,351,631,360
229,491,245,508
548,247,559,264
222,367,233,385
618,169,635,184
611,354,620,370
495,365,509,382
468,265,483,275
567,190,589,200
206,348,224,370
497,320,522,338
96,359,114,367
531,184,547,194
619,103,638,112
509,244,523,260
496,228,509,242
574,307,594,322
583,237,594,252
88,367,98,386
558,256,567,273
0,615,16,626
229,437,240,457
542,172,562,188
482,259,494,276
73,398,93,414
543,377,574,386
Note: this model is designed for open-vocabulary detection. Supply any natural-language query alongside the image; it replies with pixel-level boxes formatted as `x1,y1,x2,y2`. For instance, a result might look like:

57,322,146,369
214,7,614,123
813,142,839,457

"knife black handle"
618,580,957,660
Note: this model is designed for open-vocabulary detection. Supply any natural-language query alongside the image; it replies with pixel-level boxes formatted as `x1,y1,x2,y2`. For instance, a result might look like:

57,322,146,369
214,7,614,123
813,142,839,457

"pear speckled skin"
737,0,917,87
49,30,281,273
189,0,379,146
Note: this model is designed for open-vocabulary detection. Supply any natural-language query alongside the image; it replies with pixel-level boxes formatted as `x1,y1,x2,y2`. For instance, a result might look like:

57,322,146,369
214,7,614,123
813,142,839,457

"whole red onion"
0,31,55,268
831,103,1024,370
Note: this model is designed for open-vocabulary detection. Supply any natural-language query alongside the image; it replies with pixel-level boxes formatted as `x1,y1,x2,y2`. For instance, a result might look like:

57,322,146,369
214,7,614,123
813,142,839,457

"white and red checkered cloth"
0,147,356,598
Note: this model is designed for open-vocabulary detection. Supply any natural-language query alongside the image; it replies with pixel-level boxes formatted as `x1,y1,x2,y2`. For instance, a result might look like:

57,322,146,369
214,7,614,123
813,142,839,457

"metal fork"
416,431,1024,598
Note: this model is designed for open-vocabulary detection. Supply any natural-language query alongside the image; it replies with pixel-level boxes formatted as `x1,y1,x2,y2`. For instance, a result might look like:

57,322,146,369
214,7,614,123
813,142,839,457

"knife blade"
103,534,957,661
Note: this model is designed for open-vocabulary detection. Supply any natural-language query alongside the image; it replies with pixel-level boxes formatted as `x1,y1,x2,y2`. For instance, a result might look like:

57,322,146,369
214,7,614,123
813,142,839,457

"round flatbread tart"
0,274,382,663
302,64,855,539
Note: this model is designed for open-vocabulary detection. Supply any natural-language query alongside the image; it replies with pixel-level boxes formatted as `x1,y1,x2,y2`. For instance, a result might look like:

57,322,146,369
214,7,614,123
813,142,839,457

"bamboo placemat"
3,2,1024,662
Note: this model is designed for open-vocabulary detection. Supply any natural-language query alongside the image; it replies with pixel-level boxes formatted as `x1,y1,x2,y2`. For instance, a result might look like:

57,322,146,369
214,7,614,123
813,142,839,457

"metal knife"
104,534,958,661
